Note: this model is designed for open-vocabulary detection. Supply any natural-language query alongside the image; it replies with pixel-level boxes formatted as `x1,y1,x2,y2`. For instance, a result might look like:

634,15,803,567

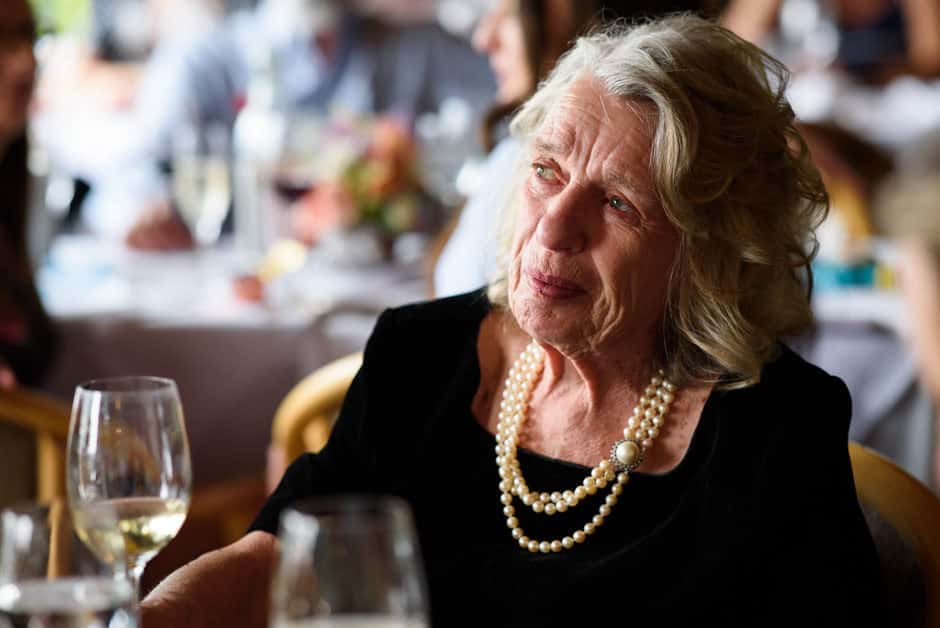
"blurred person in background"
722,0,940,84
874,141,940,488
0,0,57,390
81,0,495,249
433,0,713,297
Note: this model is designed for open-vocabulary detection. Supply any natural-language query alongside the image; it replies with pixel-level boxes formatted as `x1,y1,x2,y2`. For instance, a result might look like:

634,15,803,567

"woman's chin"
510,298,579,348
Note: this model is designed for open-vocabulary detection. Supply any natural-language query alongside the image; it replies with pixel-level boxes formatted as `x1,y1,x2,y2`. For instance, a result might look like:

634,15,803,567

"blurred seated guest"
0,0,56,390
141,17,880,627
85,0,496,249
433,0,713,297
722,0,940,84
874,138,940,487
798,121,894,268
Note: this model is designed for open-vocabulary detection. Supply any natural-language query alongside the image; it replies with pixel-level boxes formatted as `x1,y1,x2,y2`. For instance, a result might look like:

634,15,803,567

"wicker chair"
849,442,940,626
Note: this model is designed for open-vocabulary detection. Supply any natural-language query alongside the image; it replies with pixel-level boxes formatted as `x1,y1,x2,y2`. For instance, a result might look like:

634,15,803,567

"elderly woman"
143,15,880,627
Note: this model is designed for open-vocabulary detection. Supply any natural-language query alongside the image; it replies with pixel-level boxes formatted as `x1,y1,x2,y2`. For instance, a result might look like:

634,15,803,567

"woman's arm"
141,531,277,628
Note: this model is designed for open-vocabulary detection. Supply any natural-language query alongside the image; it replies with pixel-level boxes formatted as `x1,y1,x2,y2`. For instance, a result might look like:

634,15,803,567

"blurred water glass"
270,496,428,628
0,502,136,628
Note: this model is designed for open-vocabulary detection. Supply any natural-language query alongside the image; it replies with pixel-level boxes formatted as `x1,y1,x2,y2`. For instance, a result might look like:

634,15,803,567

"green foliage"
28,0,91,35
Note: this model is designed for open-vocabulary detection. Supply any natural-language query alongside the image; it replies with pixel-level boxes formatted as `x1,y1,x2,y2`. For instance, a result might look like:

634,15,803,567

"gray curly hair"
488,15,828,388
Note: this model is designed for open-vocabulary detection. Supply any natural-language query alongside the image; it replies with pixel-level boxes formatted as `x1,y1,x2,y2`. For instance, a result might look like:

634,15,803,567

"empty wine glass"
270,496,428,628
67,377,192,605
0,502,136,627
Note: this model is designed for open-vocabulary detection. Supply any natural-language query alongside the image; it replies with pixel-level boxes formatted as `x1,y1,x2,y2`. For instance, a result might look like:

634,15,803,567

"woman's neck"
475,308,710,472
536,335,661,413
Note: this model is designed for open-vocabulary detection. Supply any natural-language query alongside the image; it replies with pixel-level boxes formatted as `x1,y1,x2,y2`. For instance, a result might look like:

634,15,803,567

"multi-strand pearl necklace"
495,341,677,553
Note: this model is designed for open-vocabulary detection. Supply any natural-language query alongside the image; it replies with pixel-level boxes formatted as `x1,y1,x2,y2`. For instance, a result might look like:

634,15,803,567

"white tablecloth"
38,235,427,485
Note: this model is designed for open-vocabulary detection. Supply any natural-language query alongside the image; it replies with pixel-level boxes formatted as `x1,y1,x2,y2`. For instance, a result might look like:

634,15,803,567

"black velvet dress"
252,291,881,627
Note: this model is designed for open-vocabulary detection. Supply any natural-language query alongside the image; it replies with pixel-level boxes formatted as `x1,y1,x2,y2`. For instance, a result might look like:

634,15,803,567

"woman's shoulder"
365,290,492,362
760,343,848,396
716,344,852,441
377,289,491,329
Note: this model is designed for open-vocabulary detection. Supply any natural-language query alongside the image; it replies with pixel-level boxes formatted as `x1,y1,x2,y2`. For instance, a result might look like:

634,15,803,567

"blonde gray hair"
488,15,827,388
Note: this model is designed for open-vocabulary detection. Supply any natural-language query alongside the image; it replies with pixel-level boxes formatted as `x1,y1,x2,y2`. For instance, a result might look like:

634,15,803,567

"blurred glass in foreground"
271,496,428,628
0,502,136,628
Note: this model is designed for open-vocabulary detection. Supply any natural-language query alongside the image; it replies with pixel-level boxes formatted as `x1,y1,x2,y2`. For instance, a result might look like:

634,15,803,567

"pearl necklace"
496,341,677,553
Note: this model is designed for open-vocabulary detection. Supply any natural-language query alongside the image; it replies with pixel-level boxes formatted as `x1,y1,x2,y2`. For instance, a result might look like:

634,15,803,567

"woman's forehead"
536,78,655,142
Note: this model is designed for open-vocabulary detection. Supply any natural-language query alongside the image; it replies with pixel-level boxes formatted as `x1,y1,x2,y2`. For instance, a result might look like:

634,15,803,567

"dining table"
36,233,428,487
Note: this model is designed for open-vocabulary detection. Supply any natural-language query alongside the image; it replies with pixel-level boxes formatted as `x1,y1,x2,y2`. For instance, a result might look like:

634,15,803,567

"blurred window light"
437,0,488,37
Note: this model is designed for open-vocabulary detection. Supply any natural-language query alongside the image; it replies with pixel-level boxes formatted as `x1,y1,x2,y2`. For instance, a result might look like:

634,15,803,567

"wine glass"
270,496,429,628
0,502,136,627
172,120,232,246
67,377,192,604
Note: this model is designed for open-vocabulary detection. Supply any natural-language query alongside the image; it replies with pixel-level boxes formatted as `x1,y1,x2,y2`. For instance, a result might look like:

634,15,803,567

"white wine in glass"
67,377,192,603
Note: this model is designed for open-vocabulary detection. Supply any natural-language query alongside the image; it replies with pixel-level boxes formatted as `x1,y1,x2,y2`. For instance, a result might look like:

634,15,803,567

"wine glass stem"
127,561,146,608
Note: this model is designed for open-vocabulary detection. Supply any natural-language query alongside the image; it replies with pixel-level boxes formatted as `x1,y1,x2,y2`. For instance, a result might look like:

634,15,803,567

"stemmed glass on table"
66,376,192,606
172,120,232,246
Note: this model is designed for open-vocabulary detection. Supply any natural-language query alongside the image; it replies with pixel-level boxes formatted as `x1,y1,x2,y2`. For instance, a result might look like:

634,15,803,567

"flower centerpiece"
290,115,433,252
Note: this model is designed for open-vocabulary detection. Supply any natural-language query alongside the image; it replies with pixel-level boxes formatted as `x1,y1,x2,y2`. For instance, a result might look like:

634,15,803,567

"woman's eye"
533,164,557,181
608,195,632,212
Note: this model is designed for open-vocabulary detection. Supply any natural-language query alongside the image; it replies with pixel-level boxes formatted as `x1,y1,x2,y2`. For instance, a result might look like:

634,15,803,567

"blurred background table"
36,234,426,487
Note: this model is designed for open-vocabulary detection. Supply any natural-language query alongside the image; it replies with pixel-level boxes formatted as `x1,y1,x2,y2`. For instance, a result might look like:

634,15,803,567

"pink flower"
291,181,360,245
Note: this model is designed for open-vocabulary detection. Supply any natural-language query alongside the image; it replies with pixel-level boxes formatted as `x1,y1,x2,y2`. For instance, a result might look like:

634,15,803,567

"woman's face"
0,0,35,146
473,0,535,104
507,77,679,357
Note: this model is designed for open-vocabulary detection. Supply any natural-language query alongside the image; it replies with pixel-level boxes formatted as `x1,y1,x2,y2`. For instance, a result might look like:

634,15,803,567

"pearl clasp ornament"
611,439,643,472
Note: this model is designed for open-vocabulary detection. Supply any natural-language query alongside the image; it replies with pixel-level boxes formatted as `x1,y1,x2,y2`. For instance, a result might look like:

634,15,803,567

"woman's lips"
525,269,585,299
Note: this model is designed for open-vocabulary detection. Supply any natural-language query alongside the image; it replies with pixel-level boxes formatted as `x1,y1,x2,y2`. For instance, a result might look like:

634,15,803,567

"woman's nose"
535,187,588,253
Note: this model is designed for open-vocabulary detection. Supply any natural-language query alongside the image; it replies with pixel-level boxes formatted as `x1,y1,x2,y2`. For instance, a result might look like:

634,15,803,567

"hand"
0,362,16,391
141,531,276,628
126,201,195,251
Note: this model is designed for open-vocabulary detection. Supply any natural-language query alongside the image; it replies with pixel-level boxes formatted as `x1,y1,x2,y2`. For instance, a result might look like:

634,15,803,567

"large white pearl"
615,441,640,467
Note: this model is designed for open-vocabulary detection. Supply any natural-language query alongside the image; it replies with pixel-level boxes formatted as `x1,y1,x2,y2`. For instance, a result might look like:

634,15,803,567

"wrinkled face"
507,77,679,356
473,0,534,104
0,0,35,145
